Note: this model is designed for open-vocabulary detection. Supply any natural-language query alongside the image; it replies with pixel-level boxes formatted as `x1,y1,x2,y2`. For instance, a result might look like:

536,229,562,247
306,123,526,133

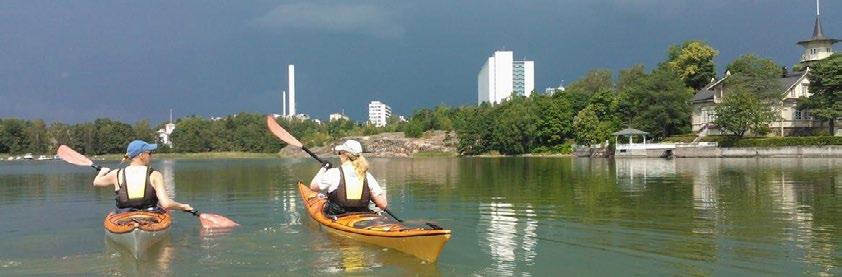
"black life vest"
328,167,371,211
115,166,159,209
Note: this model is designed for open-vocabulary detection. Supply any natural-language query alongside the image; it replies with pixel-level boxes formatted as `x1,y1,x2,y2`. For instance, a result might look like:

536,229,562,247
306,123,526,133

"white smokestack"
282,90,287,117
288,64,295,116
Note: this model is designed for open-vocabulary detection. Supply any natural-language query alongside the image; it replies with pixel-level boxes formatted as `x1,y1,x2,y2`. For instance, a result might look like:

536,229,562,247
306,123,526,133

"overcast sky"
1,0,840,124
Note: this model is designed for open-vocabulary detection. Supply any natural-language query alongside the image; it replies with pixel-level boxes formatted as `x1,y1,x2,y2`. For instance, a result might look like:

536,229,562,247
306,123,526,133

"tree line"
3,42,838,156
0,112,406,155
401,48,840,154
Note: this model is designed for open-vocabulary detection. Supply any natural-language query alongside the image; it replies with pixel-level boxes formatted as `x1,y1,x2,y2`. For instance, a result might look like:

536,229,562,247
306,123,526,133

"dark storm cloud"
1,1,839,124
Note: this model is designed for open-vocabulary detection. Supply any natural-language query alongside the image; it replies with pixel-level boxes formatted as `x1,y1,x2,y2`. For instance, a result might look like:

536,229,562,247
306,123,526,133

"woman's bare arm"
372,194,388,210
92,168,117,187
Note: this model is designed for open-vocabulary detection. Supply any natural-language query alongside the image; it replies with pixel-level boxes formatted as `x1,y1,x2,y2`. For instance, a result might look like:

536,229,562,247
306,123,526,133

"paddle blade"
266,115,303,148
56,145,94,167
198,213,240,229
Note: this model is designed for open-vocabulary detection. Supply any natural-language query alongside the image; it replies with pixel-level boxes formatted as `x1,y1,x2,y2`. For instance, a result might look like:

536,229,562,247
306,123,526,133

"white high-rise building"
478,51,534,105
368,101,392,127
288,65,296,116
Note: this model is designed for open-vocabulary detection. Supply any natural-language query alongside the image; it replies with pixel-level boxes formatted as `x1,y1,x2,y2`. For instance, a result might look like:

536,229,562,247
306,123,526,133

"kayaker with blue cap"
93,140,193,213
309,139,388,215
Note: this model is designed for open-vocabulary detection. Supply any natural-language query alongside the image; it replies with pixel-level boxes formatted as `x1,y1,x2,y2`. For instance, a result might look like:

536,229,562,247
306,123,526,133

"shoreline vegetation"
2,44,839,158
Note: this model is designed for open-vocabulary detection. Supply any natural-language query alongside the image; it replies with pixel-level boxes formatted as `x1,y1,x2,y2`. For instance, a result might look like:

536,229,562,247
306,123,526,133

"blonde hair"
344,152,369,183
121,154,130,164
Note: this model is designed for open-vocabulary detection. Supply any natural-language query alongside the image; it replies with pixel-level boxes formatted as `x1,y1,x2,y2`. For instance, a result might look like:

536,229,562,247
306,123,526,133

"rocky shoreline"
279,131,459,158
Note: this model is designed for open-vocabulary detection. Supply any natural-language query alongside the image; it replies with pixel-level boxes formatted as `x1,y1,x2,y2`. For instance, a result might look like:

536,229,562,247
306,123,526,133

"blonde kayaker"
309,140,387,215
92,140,193,213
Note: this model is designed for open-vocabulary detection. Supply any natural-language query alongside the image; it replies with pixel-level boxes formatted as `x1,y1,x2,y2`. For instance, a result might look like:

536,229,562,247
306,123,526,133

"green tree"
0,119,30,154
25,119,49,154
618,67,693,139
133,120,157,143
70,123,96,155
726,54,783,100
664,40,719,90
799,54,842,134
47,122,73,152
488,97,539,154
714,87,779,137
535,94,575,146
573,106,611,145
170,116,213,152
567,69,614,95
94,118,134,154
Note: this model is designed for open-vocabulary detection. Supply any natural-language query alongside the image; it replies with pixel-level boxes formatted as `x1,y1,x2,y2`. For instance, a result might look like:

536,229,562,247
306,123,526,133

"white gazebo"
613,128,649,146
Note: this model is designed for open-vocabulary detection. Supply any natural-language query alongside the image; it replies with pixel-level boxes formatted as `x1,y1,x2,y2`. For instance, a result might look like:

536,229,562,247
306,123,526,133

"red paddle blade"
266,115,303,148
199,213,239,229
56,145,94,167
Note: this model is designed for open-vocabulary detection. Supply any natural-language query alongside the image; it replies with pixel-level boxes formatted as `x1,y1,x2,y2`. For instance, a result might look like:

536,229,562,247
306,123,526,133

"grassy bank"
91,152,279,161
411,151,458,157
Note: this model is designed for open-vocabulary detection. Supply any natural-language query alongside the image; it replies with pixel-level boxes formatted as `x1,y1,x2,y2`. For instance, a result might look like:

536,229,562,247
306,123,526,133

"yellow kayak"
297,182,451,262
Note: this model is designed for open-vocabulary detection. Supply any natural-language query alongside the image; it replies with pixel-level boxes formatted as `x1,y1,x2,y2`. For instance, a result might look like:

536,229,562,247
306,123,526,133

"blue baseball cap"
126,140,158,158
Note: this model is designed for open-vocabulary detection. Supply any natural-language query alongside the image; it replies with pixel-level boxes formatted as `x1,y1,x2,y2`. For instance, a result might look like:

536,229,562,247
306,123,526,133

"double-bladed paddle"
55,145,239,229
265,115,443,230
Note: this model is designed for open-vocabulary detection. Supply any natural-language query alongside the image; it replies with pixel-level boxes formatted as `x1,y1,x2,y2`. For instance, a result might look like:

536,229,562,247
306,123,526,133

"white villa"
692,7,839,136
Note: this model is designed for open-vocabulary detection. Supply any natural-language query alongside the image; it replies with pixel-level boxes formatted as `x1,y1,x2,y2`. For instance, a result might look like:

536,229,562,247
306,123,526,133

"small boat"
22,153,33,160
103,211,172,258
298,182,451,262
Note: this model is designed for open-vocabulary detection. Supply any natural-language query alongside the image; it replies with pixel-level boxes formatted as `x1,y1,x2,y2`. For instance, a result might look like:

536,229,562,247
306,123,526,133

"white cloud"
251,2,405,39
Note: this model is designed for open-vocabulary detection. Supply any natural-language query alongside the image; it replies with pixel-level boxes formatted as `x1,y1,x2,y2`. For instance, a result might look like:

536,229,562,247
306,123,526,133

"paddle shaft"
383,208,404,223
302,147,326,165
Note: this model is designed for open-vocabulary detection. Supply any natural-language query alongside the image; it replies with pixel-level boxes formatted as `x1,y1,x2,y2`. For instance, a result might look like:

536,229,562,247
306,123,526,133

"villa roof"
693,89,714,103
779,70,807,92
692,70,808,103
613,128,649,136
798,16,839,45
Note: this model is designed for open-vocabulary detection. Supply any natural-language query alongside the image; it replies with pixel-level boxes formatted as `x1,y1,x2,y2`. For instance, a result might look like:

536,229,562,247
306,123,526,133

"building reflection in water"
676,158,839,274
614,158,677,193
478,200,538,275
159,159,176,198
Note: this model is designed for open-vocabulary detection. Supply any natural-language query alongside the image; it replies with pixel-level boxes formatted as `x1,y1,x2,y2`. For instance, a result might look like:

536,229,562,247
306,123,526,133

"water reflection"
1,158,840,275
160,159,176,198
478,200,538,275
615,158,677,193
103,236,176,276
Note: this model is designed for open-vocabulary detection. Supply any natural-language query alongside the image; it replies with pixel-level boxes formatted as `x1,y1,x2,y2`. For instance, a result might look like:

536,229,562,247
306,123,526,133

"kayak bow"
103,211,171,258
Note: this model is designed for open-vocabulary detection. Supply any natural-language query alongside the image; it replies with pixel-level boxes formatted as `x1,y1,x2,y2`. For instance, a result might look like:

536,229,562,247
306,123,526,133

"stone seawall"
279,131,458,158
673,146,842,158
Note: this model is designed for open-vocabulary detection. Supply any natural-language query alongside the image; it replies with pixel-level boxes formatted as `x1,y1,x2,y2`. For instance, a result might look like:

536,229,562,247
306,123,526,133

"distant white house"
329,113,350,122
158,109,176,147
157,122,175,147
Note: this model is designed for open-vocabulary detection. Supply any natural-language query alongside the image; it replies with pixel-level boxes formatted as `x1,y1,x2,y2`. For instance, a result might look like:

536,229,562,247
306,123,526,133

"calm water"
0,157,840,276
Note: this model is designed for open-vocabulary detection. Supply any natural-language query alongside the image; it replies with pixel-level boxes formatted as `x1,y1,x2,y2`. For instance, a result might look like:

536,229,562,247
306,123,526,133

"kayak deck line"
297,182,451,262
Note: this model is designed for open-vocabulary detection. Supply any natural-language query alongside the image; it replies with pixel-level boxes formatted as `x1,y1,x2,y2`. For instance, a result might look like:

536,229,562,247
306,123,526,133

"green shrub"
703,136,842,147
531,143,573,154
662,134,697,143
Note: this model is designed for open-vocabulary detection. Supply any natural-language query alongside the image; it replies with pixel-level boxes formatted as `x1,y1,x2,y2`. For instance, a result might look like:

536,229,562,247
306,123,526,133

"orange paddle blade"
266,115,303,148
56,145,94,167
199,213,240,229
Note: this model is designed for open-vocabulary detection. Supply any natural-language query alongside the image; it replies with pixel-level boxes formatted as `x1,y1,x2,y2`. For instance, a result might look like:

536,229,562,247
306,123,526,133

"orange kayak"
298,182,451,262
103,211,171,258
